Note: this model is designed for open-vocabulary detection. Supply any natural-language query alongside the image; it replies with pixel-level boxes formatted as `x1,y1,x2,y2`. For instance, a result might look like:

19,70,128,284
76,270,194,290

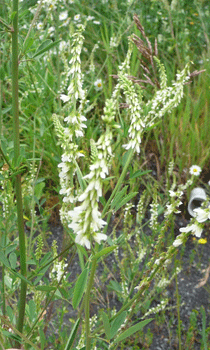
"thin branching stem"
85,258,97,350
12,0,27,346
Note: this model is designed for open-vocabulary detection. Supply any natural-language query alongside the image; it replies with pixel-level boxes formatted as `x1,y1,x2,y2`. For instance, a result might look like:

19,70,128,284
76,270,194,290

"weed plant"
0,0,210,349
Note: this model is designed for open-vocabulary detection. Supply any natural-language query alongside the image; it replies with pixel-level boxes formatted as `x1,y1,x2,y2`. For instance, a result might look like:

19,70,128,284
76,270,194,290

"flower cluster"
119,73,145,154
50,241,68,283
67,135,113,249
173,165,209,247
60,24,86,101
146,60,190,127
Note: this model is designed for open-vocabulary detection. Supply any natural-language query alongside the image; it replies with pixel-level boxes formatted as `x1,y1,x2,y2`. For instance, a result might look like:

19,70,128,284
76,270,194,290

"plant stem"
85,258,97,350
102,148,134,219
175,261,182,350
12,0,27,346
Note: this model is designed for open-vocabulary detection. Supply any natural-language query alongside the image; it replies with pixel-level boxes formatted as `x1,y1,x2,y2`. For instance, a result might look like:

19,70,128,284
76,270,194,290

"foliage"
0,0,210,349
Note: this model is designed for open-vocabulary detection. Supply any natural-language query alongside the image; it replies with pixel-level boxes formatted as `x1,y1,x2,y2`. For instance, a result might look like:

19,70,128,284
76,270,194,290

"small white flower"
94,233,107,244
59,11,68,21
169,190,176,197
173,238,183,247
48,26,55,34
93,20,100,25
74,14,80,21
94,79,103,91
189,165,202,176
180,223,203,237
86,15,95,21
60,94,70,103
193,206,210,223
37,22,43,30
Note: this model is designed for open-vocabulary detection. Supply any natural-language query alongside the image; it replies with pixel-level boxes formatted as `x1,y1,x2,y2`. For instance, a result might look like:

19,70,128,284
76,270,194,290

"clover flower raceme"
67,135,113,249
119,74,145,154
60,24,85,102
146,61,190,127
164,190,183,217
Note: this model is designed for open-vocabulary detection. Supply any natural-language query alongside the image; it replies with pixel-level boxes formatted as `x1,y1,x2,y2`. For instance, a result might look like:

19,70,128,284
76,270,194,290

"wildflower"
74,14,80,21
193,206,210,222
60,94,70,103
37,22,43,30
198,238,207,244
86,15,95,21
180,223,203,238
67,135,112,248
59,11,68,21
94,79,103,91
119,73,145,154
110,36,118,48
59,40,68,51
169,190,183,198
173,237,183,247
51,260,68,282
93,20,100,25
48,26,55,34
189,165,202,176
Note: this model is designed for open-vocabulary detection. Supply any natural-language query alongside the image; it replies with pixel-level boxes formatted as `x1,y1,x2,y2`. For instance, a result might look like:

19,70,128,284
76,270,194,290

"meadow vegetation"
0,0,210,349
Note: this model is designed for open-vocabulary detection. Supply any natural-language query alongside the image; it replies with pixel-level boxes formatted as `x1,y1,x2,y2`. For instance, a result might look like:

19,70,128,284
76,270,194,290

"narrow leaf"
110,311,127,339
64,318,81,350
130,170,152,179
33,40,60,58
92,246,116,261
72,268,89,309
113,318,153,343
35,285,56,292
102,311,111,340
111,186,128,209
114,192,138,212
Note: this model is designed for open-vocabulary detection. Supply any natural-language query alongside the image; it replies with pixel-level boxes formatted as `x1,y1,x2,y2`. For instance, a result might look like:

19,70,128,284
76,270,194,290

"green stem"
175,261,182,350
12,0,27,346
102,148,134,219
85,258,97,350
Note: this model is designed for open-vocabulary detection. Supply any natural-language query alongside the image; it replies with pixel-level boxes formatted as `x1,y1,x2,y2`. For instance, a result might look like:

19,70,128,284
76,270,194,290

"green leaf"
92,246,116,261
0,251,10,268
108,280,122,293
75,160,87,191
34,181,45,200
35,285,56,292
113,318,153,343
110,311,127,339
130,170,152,179
33,40,60,58
23,37,34,54
114,192,138,212
10,269,33,286
28,299,37,322
102,311,111,340
64,318,80,350
11,11,17,21
111,186,128,210
9,251,17,269
72,268,89,309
